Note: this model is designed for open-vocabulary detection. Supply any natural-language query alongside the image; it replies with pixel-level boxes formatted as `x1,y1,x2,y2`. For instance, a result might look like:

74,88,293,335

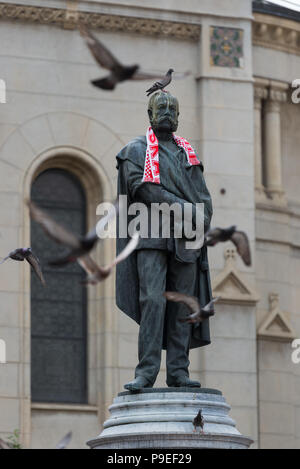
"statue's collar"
152,130,174,142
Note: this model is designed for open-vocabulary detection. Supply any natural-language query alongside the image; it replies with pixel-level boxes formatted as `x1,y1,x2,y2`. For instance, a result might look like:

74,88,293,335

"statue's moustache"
158,115,173,123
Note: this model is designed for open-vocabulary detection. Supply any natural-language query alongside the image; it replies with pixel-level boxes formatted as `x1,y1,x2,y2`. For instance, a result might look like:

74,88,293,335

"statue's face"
148,93,179,133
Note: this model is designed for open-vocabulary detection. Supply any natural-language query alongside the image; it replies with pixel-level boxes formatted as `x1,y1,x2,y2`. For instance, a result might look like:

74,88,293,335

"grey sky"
267,0,300,12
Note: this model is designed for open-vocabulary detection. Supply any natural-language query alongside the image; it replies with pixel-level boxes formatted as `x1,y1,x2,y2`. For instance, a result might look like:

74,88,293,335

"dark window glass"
30,169,87,404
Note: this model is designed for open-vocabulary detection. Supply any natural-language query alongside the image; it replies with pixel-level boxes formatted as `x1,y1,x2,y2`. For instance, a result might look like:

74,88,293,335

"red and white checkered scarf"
142,126,201,184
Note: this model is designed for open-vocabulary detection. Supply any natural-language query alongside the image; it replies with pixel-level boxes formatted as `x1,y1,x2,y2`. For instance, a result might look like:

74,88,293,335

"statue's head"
148,91,179,133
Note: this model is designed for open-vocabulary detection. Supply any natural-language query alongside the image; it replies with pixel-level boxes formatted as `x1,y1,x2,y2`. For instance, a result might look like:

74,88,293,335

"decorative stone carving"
212,248,259,306
64,0,79,30
0,2,200,40
0,3,65,25
273,26,283,40
258,293,295,342
1,3,300,54
286,30,298,46
253,13,300,56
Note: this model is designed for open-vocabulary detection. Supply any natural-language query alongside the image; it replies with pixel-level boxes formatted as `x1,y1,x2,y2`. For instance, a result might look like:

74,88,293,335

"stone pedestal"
87,388,253,449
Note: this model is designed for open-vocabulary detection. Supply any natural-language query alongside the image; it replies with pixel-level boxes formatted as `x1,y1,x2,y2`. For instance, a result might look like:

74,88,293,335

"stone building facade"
0,0,299,449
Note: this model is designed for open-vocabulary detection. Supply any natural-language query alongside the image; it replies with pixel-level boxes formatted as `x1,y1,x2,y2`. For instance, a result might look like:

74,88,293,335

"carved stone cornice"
1,3,300,53
0,3,66,25
0,2,201,40
253,12,300,56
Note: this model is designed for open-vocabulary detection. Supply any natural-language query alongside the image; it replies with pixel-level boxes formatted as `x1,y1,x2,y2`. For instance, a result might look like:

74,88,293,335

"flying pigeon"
79,24,187,91
146,69,174,96
204,225,252,266
0,248,45,286
55,432,72,450
78,231,140,285
193,410,205,433
28,200,117,267
164,293,219,324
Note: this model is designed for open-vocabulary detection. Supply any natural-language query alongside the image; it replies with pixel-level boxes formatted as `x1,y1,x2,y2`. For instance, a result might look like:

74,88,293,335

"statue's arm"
123,159,190,208
197,172,213,232
122,159,202,233
120,155,212,231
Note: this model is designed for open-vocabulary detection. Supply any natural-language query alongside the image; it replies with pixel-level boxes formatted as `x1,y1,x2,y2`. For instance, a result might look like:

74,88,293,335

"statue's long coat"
116,136,213,349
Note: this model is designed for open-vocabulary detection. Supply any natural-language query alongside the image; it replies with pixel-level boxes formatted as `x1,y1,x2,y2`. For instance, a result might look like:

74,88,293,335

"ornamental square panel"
210,26,244,68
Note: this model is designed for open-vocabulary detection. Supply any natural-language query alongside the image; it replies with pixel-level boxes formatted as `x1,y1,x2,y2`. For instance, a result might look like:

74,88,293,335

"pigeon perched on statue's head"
146,69,174,96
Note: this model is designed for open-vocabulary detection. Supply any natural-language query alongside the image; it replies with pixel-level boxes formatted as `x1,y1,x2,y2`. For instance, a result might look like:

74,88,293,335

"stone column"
264,84,287,203
254,84,268,194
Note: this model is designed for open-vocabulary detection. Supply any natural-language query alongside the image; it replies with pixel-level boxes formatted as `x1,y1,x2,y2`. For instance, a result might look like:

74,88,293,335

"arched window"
30,168,87,404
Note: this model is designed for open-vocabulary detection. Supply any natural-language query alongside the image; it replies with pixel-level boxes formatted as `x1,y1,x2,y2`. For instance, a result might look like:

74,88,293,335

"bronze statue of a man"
116,91,213,391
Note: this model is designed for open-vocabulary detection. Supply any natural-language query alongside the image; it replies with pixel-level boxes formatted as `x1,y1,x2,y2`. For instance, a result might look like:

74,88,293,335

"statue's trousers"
135,249,197,385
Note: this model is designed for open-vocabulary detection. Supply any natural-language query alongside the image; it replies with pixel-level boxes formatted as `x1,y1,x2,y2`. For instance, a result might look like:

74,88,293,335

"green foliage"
6,430,22,449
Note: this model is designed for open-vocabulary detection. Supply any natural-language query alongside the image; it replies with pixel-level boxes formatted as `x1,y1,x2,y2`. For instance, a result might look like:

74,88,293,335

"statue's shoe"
168,377,201,388
124,376,152,391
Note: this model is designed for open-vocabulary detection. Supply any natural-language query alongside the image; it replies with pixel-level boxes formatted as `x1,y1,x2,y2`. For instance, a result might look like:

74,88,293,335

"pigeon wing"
91,74,118,90
193,410,204,428
146,80,164,93
164,292,200,315
40,202,118,267
231,231,251,266
78,254,108,281
78,255,100,276
79,24,122,71
204,227,223,246
201,296,220,313
28,202,80,250
79,232,139,284
186,297,221,323
179,297,220,324
55,432,72,450
26,252,46,286
0,256,10,265
109,232,140,269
